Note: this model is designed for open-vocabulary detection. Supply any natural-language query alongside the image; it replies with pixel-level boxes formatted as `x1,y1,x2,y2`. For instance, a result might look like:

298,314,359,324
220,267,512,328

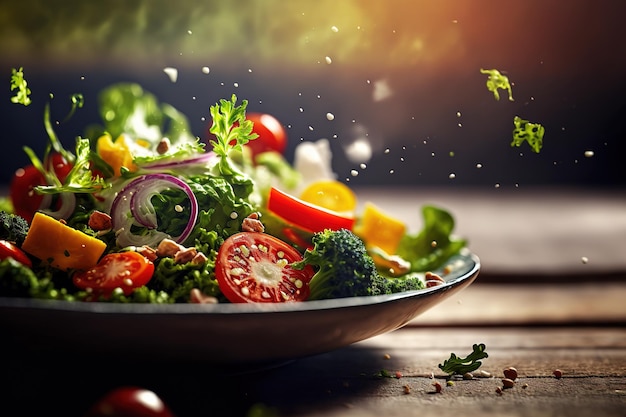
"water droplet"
389,169,395,174
308,125,314,131
331,26,339,33
584,150,594,158
233,82,239,88
384,148,390,154
325,56,332,64
581,256,589,264
449,173,456,179
163,67,178,83
350,169,359,177
494,183,501,188
476,163,483,169
326,112,335,121
360,163,367,169
456,111,461,117
187,30,193,35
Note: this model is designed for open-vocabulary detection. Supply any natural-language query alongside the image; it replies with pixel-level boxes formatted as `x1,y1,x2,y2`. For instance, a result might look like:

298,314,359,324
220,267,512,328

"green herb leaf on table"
438,343,489,375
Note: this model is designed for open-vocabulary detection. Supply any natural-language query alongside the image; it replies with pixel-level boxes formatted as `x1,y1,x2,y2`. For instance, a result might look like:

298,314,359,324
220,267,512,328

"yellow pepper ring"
299,180,357,213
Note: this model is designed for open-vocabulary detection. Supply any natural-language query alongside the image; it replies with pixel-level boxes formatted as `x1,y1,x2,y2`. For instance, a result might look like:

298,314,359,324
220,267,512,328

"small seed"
462,372,474,380
433,381,442,393
495,387,503,395
403,385,411,394
503,367,518,380
502,378,516,389
553,369,563,379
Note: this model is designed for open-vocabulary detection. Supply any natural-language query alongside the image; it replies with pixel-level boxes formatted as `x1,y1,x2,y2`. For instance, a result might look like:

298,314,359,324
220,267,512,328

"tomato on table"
72,251,154,298
245,112,287,157
267,187,355,234
9,152,73,222
215,232,314,303
83,386,175,417
0,240,32,267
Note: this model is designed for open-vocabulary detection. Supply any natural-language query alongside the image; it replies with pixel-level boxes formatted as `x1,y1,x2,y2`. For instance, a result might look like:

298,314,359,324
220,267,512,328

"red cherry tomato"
72,251,154,297
83,386,175,417
246,112,287,157
0,239,32,268
267,187,355,233
215,232,314,303
9,153,73,222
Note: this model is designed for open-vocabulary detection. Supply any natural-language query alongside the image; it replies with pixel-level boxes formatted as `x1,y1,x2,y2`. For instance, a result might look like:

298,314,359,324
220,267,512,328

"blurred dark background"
1,0,625,188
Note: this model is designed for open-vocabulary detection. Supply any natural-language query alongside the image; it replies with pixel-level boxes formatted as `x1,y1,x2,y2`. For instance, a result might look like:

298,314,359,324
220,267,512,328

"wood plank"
410,283,626,326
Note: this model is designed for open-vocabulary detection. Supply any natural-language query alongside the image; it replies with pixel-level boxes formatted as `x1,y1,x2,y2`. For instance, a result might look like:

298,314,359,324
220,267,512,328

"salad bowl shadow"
0,250,479,365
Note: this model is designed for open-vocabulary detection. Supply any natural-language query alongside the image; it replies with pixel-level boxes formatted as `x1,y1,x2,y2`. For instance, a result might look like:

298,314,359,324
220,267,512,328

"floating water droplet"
325,56,332,64
326,112,335,121
233,82,239,88
476,163,483,169
163,67,178,83
187,30,193,35
350,169,359,177
584,150,594,158
360,163,367,169
201,66,210,74
456,111,461,117
449,173,456,179
581,256,589,264
331,26,339,33
384,148,390,154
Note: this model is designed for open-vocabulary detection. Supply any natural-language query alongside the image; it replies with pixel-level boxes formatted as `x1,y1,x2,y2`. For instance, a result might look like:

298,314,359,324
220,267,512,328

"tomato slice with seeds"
215,232,314,303
72,251,154,298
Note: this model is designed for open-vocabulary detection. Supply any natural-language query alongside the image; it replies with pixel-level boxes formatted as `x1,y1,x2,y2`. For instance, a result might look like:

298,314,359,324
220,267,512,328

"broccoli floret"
0,211,29,246
292,229,425,301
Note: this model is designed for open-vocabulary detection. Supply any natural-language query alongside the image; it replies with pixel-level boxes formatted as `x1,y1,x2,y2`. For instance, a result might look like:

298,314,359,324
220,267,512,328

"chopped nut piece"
191,251,208,265
503,367,518,380
502,378,516,389
136,245,158,262
88,210,112,231
157,137,171,154
174,247,198,264
242,212,265,233
553,369,563,379
156,238,185,257
189,288,218,304
425,271,445,287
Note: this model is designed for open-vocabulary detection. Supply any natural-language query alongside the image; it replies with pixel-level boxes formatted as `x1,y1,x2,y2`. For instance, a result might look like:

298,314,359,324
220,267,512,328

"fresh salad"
0,82,466,304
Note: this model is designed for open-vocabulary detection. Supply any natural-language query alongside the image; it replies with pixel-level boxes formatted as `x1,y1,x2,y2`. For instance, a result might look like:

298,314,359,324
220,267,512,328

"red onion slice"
110,174,198,248
140,151,217,171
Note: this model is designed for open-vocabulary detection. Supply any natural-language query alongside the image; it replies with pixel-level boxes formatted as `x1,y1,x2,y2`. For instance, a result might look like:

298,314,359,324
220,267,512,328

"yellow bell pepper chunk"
97,133,137,177
354,202,406,255
21,212,107,271
299,180,358,214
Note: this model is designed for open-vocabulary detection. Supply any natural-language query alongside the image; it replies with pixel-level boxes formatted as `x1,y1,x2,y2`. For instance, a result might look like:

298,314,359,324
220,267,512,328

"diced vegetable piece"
267,187,355,233
354,203,406,255
97,133,138,177
21,212,107,271
299,180,357,214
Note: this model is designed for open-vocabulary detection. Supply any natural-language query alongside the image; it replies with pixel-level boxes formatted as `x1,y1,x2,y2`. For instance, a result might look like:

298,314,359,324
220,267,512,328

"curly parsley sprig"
208,94,258,177
438,343,489,376
10,67,32,106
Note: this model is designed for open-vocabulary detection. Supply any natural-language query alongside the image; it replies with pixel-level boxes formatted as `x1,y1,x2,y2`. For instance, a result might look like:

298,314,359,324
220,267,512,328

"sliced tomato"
0,240,32,268
268,187,355,233
83,386,175,417
72,251,154,297
299,180,357,213
9,152,73,222
246,112,287,157
215,232,314,303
